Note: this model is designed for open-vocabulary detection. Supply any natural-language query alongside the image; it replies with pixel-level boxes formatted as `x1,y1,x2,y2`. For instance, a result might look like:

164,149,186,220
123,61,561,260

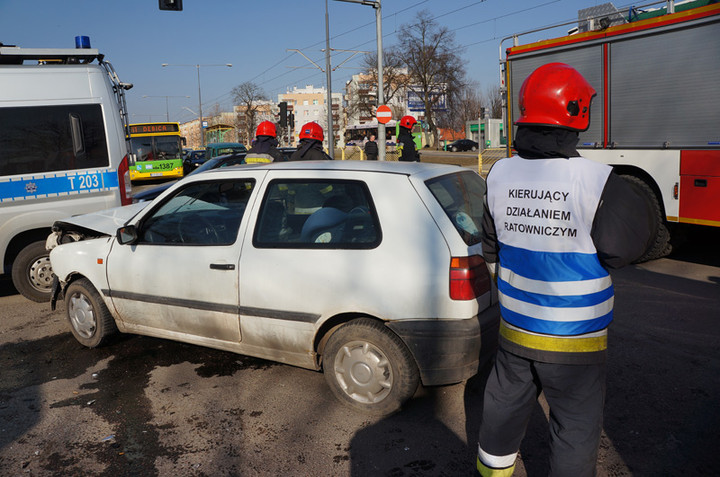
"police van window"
0,104,109,177
254,179,381,248
426,171,486,246
139,179,255,246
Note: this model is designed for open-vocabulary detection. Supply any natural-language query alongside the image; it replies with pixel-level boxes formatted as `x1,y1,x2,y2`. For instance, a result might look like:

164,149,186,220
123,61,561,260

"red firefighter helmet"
516,62,597,132
256,120,276,138
399,115,417,129
299,121,324,141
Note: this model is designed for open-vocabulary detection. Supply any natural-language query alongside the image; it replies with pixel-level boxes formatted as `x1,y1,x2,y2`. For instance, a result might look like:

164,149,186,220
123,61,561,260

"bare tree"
347,49,411,123
482,84,503,119
231,81,268,144
437,82,483,132
397,11,466,148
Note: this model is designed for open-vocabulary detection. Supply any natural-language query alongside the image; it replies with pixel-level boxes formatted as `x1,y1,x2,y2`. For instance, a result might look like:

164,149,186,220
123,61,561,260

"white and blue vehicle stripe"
0,169,119,202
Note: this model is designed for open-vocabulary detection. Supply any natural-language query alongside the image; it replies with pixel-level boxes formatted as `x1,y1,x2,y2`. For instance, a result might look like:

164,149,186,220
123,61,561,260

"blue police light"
75,36,91,49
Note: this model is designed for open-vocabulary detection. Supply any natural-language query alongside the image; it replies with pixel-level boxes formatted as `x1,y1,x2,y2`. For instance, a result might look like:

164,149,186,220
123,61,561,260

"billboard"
407,88,447,112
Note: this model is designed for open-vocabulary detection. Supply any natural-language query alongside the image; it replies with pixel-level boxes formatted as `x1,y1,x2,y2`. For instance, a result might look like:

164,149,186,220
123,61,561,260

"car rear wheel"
323,318,419,415
11,240,53,302
65,278,118,348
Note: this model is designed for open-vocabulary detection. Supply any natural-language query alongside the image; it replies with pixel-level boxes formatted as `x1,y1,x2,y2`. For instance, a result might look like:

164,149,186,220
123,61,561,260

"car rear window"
425,171,486,246
254,179,381,249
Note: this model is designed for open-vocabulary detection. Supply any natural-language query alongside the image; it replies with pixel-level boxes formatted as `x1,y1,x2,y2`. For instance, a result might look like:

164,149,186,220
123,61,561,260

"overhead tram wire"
197,0,433,110
187,0,508,118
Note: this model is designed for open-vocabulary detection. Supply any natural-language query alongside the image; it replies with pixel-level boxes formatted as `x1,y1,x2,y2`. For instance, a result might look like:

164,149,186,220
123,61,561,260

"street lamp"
161,63,232,147
335,0,384,159
142,95,190,122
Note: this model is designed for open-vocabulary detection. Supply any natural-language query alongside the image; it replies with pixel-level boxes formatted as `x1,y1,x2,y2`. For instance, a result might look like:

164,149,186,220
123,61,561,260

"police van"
0,39,133,302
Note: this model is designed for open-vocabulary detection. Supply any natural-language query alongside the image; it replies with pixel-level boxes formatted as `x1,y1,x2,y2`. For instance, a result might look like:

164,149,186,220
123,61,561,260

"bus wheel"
11,241,54,302
621,175,672,262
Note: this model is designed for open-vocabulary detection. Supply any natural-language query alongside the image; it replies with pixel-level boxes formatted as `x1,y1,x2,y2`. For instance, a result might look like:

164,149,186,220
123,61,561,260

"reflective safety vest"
244,153,274,164
486,155,613,363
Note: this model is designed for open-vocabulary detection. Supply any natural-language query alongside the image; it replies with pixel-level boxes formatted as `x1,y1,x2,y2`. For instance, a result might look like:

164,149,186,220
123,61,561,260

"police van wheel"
65,278,118,348
323,318,419,415
11,241,54,302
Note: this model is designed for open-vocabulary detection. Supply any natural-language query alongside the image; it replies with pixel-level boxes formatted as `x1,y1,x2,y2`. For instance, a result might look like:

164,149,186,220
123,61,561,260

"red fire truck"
501,1,720,260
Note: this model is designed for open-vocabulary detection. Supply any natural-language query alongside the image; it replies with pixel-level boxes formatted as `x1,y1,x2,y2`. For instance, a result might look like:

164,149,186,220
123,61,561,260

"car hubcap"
333,340,392,404
68,292,96,339
28,255,53,292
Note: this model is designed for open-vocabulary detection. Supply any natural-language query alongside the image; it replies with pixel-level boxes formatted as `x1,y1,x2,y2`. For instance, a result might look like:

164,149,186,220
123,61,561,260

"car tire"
11,240,54,302
451,146,458,152
620,175,672,262
471,146,477,152
323,318,419,415
65,278,118,348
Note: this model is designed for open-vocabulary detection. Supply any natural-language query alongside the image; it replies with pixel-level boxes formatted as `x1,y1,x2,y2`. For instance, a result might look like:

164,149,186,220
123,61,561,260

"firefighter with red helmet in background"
289,122,333,161
245,120,285,164
397,115,419,162
476,63,652,477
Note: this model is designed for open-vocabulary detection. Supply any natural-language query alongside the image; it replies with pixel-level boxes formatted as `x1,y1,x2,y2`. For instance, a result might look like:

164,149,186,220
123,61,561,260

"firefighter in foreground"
289,122,333,161
476,63,652,477
397,115,420,162
244,121,285,164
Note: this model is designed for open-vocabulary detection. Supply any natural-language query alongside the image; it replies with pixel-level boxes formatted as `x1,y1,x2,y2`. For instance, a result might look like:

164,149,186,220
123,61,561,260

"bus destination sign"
129,123,180,135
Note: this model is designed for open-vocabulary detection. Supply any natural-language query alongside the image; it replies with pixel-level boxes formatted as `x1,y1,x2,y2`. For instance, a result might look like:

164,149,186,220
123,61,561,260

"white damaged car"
49,161,499,414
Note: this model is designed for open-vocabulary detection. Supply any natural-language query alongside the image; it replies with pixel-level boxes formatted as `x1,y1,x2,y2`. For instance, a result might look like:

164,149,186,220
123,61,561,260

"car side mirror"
117,225,138,245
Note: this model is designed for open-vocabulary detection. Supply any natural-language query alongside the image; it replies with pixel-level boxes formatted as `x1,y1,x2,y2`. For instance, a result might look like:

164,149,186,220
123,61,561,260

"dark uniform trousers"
478,348,606,477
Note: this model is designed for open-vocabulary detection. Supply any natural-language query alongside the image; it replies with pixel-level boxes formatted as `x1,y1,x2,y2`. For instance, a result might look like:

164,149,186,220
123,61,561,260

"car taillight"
118,155,132,206
450,255,490,300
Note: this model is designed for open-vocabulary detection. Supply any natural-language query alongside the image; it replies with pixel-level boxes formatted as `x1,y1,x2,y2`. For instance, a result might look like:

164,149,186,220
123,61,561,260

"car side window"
254,179,381,248
138,179,255,245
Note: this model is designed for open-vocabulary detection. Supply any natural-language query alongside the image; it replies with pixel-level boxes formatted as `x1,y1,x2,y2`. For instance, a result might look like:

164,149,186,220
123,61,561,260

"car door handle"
210,263,235,271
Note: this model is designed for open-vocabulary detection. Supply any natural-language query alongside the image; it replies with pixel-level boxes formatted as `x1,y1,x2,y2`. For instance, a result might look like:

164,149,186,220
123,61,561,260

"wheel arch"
313,313,391,368
3,227,51,274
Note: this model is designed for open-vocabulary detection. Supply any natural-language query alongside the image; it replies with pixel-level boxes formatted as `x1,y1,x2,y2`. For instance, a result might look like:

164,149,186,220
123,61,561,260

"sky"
1,0,639,124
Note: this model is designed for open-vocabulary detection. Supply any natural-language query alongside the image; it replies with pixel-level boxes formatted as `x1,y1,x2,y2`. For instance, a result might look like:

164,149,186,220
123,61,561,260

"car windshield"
425,171,486,246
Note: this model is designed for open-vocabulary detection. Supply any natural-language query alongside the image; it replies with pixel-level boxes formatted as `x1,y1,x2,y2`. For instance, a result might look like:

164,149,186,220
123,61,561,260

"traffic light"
279,102,288,128
289,112,295,129
159,0,183,11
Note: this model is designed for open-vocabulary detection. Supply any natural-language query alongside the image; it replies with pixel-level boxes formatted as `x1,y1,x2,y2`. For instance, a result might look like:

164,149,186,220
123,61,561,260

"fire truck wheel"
621,175,672,262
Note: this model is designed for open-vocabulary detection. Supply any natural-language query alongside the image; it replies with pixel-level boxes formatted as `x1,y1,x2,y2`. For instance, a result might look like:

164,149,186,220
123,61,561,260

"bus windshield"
128,122,185,182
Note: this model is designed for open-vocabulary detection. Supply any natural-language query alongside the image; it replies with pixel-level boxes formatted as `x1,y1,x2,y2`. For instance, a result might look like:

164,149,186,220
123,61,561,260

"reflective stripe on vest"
245,153,273,164
487,156,613,339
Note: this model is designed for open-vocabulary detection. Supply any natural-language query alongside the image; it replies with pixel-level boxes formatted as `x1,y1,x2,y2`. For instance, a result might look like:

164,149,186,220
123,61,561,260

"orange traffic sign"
376,105,392,124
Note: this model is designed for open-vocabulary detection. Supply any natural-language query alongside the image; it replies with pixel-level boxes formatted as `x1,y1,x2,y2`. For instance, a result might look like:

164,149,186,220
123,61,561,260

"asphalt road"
1,225,718,476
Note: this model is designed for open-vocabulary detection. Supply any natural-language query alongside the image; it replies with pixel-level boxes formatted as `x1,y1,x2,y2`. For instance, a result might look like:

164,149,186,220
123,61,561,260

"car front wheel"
323,318,419,415
65,278,118,348
451,146,458,152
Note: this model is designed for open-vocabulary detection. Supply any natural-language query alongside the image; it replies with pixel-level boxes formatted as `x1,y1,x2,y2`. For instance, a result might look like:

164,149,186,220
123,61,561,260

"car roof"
206,142,244,148
198,159,470,178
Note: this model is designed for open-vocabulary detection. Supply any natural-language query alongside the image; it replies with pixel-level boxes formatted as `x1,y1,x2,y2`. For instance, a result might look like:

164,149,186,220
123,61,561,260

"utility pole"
334,0,384,159
142,95,190,122
325,0,334,158
161,63,232,148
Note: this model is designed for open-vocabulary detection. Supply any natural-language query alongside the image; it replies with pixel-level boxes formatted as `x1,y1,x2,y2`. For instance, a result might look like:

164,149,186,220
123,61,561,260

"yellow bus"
128,122,185,181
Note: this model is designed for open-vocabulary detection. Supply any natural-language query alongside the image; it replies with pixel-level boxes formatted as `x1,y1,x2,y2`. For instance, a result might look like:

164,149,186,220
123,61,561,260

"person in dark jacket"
289,122,333,161
364,134,379,160
397,115,419,162
476,63,653,477
245,121,285,164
